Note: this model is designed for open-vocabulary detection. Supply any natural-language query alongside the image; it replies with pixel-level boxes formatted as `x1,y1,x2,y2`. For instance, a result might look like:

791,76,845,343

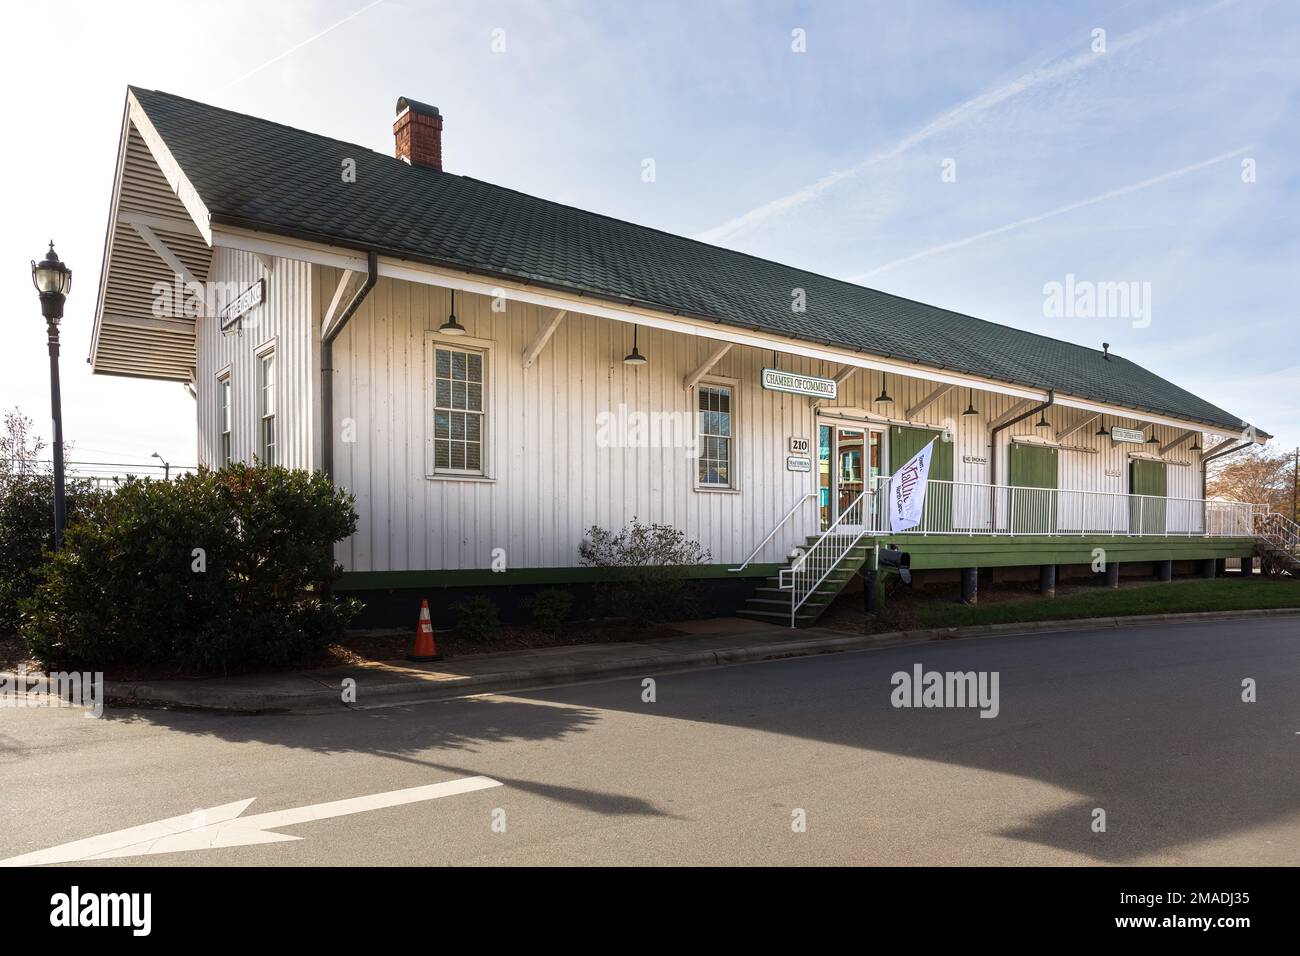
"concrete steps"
737,533,872,628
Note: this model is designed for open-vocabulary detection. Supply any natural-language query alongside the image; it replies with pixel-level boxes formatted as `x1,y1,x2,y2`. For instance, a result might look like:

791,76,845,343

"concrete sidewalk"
76,606,1300,713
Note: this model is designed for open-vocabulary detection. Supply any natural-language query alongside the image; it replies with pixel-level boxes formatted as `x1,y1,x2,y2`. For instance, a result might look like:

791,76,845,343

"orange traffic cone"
408,599,443,662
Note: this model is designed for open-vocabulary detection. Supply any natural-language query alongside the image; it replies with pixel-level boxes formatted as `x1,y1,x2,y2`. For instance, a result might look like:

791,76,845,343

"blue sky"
2,0,1297,472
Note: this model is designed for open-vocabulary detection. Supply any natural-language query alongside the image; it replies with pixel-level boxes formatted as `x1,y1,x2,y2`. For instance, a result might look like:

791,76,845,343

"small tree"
578,518,710,623
1208,445,1292,514
0,409,101,633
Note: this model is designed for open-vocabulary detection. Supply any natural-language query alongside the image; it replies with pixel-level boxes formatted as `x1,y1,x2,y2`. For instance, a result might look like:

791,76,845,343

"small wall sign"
789,436,810,454
761,368,838,400
785,455,812,473
1105,469,1122,477
219,279,265,331
1110,426,1145,445
962,455,988,465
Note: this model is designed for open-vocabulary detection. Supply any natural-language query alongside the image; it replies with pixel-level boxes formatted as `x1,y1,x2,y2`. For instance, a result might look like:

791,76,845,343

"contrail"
847,146,1252,281
694,0,1243,246
215,0,387,93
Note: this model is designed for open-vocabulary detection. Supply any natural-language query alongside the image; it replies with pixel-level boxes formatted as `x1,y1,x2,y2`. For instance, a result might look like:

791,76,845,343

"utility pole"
1293,446,1298,522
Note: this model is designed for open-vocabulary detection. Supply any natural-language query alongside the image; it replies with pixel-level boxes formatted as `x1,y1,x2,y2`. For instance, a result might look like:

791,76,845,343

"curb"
9,606,1299,714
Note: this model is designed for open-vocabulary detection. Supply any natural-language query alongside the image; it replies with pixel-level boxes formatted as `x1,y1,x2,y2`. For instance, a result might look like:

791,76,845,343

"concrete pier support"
863,569,879,614
1038,563,1056,598
1155,560,1173,582
1105,561,1121,589
960,567,978,605
1241,555,1256,577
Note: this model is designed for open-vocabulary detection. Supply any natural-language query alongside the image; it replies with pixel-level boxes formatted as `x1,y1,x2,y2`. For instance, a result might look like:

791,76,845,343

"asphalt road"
2,618,1298,866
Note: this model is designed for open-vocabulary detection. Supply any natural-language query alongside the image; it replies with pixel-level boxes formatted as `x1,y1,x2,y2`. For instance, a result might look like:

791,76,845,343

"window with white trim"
432,343,486,474
259,350,276,466
697,382,734,488
217,373,232,467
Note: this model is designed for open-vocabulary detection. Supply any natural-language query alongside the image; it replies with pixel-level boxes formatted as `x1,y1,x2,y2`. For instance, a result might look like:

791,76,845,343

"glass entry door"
818,422,882,531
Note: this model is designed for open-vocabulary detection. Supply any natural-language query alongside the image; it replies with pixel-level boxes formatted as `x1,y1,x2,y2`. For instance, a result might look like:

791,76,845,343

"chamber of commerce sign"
760,368,837,400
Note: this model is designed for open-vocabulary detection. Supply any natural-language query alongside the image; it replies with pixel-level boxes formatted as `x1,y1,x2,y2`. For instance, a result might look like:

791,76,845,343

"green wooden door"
890,426,954,531
1008,444,1058,534
1129,459,1167,534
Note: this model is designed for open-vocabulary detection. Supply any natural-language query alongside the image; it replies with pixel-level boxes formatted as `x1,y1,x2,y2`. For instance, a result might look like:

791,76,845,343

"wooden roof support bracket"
1160,430,1199,455
523,310,567,369
811,366,859,409
127,219,200,289
1056,412,1099,443
988,397,1037,430
683,341,732,390
320,269,357,340
904,383,953,419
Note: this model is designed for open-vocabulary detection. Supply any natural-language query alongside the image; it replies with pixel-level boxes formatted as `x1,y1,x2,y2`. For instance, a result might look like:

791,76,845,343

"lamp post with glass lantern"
31,241,71,549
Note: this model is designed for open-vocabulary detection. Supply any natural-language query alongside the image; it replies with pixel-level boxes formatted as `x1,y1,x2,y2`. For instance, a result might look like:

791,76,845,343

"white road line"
0,776,502,866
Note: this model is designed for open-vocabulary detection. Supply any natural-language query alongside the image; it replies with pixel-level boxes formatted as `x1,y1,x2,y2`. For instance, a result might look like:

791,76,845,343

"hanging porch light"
622,325,648,366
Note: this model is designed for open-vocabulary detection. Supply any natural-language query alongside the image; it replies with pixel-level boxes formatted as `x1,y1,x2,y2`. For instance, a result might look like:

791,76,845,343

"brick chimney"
394,97,443,170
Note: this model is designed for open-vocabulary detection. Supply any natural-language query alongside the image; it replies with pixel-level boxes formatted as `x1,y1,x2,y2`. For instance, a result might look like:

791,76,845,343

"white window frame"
425,332,494,481
216,366,233,467
694,375,739,492
256,340,277,467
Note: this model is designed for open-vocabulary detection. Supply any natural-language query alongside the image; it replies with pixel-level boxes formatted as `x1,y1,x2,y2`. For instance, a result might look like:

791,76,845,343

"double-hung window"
697,381,735,489
259,350,276,466
432,343,486,475
217,373,232,466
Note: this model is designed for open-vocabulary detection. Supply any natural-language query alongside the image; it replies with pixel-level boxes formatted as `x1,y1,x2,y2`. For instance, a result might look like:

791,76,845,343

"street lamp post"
32,242,71,549
151,451,170,481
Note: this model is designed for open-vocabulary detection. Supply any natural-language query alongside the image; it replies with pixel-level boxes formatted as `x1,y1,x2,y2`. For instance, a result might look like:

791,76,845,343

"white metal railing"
780,488,872,626
728,492,816,572
1254,510,1300,558
866,477,1258,538
765,477,1265,629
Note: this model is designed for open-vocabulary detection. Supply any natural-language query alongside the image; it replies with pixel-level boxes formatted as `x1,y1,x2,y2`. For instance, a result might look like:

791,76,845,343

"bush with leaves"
22,465,360,671
578,518,710,622
0,473,107,634
0,407,109,634
450,592,500,642
525,588,575,635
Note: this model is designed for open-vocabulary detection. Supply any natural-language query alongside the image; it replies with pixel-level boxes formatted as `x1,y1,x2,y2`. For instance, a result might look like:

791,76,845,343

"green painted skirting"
875,535,1256,570
337,562,782,591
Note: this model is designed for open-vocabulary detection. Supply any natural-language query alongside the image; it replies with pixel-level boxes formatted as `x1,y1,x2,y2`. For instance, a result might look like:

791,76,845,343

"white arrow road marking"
0,775,502,866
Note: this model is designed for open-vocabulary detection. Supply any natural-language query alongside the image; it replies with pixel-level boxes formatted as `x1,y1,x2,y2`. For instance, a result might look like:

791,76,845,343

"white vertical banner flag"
889,438,937,532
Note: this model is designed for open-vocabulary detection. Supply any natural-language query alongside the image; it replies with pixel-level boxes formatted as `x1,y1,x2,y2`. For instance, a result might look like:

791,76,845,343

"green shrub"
578,518,710,622
0,473,107,634
22,465,360,671
525,588,574,635
451,593,500,642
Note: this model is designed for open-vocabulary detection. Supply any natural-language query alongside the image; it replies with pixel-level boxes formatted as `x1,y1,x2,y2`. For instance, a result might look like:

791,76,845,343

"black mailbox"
877,546,912,585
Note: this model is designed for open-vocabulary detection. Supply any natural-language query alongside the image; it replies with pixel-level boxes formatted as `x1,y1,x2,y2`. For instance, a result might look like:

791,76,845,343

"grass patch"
912,578,1300,629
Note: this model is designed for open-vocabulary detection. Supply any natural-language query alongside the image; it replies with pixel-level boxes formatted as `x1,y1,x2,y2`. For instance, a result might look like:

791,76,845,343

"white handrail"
865,477,1259,538
728,492,816,572
784,488,870,626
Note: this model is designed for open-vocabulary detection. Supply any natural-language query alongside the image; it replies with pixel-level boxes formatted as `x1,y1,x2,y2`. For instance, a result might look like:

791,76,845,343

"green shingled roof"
130,87,1256,434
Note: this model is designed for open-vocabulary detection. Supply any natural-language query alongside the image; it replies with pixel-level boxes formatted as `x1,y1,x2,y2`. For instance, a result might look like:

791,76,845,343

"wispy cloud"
847,146,1251,281
694,0,1245,247
214,0,387,93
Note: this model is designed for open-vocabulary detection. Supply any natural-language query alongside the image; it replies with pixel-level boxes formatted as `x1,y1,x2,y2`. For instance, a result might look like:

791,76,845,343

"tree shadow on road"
508,621,1300,863
92,695,674,822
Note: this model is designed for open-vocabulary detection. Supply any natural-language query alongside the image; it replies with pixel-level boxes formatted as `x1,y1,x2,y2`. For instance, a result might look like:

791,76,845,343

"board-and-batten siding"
318,270,852,573
179,264,1212,573
195,248,319,471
